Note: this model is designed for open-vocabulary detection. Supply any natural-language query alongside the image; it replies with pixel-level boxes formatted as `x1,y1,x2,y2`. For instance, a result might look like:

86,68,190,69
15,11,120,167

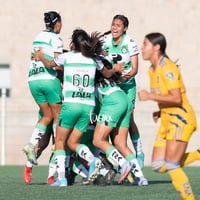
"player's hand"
138,90,151,101
32,47,43,61
113,62,127,73
153,111,160,123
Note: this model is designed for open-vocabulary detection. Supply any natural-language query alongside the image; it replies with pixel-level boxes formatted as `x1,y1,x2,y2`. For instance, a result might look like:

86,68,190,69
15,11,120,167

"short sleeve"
161,64,180,90
54,53,66,66
95,59,104,71
52,37,64,54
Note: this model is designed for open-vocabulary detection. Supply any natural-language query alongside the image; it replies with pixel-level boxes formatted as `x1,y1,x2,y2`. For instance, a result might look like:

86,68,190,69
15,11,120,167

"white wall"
0,0,199,166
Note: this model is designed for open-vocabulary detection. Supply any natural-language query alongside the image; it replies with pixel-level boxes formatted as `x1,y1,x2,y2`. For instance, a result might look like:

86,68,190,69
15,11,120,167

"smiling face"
141,37,155,60
111,18,127,42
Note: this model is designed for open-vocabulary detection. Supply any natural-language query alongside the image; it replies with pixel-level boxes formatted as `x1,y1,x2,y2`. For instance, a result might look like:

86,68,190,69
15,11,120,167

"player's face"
141,38,154,60
111,19,127,40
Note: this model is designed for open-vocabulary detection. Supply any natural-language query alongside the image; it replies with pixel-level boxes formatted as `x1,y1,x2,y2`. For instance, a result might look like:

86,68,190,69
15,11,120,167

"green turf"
0,166,199,200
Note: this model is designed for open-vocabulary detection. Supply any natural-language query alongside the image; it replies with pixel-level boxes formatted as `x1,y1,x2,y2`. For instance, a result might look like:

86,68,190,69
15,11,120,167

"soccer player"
32,28,124,186
93,57,148,185
103,15,145,169
23,11,63,165
138,32,200,200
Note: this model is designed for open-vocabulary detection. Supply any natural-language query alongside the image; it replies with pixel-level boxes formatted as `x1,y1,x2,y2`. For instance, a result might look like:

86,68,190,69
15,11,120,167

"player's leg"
166,140,195,200
47,78,62,138
23,102,52,165
129,112,144,169
23,80,54,165
68,128,102,184
93,123,133,184
121,84,145,169
51,124,71,187
112,126,148,186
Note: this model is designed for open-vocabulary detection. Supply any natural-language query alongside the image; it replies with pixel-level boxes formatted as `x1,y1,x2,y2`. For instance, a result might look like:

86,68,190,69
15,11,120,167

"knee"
92,136,101,148
152,160,167,173
165,160,180,172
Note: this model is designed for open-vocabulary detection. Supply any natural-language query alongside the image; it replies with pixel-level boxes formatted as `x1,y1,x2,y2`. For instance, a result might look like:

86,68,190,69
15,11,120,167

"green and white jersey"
54,51,103,106
28,30,63,81
103,34,139,85
97,79,122,105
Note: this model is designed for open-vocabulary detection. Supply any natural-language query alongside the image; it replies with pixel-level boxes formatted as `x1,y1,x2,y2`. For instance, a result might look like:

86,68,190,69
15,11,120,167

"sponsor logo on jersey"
29,67,45,77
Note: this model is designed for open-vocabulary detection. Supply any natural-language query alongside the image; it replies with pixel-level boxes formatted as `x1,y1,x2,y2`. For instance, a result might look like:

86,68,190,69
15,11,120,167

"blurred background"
0,0,199,166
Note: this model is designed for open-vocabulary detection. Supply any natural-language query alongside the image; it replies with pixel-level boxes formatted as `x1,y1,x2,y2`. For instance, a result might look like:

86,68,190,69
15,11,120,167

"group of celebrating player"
22,10,200,200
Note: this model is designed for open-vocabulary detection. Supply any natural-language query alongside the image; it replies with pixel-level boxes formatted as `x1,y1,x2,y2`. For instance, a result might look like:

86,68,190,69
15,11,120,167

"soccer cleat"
47,175,55,185
136,152,145,169
50,178,68,187
99,152,114,170
132,176,148,186
81,177,91,185
22,143,37,165
103,168,117,185
65,169,77,185
47,153,57,185
126,172,135,183
23,164,32,183
118,161,134,184
88,157,102,183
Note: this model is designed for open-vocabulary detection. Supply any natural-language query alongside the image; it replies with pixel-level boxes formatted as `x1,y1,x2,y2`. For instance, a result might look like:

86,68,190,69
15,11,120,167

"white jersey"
54,51,103,106
28,30,63,81
103,34,139,84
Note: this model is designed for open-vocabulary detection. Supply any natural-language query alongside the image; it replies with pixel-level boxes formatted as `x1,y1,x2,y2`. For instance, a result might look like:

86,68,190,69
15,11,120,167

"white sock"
76,144,94,164
29,128,45,146
48,163,57,178
54,155,66,180
130,158,144,177
106,146,127,167
71,162,88,178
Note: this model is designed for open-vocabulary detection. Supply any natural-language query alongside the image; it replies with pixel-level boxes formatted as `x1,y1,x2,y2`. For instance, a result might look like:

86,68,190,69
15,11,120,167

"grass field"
0,166,199,200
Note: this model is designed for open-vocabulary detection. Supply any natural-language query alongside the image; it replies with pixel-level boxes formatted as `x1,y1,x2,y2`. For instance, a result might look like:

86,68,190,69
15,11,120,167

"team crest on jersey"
121,45,127,54
165,72,175,81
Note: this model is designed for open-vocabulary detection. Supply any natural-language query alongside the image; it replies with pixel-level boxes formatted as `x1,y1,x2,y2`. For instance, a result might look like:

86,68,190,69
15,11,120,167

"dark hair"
113,14,129,28
70,28,103,59
104,14,129,35
145,32,167,56
44,11,61,30
70,28,121,85
145,32,180,66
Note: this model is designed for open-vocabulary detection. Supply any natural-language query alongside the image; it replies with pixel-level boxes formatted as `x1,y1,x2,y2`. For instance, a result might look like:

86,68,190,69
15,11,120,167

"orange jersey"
149,56,197,128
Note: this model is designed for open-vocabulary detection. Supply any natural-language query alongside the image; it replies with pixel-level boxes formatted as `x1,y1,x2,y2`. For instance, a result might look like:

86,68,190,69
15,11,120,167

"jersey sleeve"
52,37,64,54
95,58,104,71
127,36,140,56
54,53,66,66
161,63,180,90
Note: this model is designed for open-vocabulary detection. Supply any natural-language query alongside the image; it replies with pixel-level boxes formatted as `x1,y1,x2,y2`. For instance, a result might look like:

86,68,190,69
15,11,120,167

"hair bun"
44,12,51,25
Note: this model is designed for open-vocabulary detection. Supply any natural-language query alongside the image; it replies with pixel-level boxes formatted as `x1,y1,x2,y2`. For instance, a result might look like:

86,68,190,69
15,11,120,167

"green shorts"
29,78,63,105
97,90,131,128
58,102,94,132
119,83,136,109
